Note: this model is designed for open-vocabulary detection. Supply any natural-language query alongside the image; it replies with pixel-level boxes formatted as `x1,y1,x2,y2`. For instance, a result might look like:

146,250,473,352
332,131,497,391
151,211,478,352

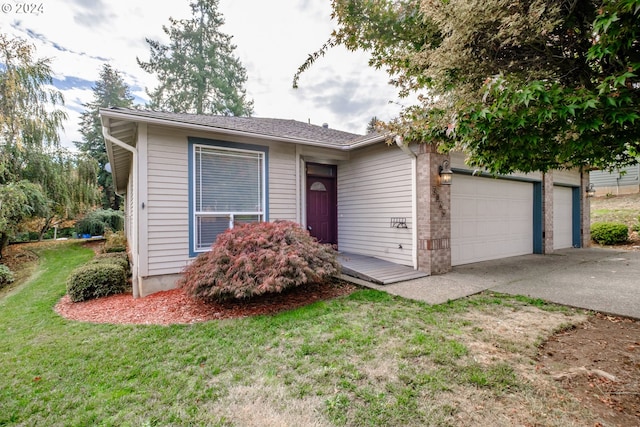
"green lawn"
0,241,591,426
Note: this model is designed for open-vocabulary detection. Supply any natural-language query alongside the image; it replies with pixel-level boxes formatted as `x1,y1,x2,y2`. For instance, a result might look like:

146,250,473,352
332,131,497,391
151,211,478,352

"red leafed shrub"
179,221,341,302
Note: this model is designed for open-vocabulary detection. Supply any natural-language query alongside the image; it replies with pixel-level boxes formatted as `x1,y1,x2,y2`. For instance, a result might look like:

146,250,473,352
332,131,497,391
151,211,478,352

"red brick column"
416,144,451,275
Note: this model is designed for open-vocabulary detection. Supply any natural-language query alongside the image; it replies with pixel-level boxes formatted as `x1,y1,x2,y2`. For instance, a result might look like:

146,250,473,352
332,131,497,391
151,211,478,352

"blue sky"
1,0,408,149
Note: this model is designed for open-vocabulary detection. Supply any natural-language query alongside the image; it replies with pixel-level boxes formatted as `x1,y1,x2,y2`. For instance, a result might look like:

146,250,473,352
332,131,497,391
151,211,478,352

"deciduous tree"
0,35,99,253
0,34,66,181
295,0,640,174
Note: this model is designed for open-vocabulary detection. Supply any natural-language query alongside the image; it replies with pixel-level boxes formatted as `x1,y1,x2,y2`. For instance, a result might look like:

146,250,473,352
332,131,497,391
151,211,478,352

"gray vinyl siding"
266,142,297,222
338,143,413,266
590,165,640,189
553,169,581,186
144,127,299,277
146,128,190,276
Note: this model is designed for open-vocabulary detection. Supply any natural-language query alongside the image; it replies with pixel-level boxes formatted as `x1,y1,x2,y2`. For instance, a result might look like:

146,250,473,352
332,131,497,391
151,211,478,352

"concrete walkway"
341,248,640,319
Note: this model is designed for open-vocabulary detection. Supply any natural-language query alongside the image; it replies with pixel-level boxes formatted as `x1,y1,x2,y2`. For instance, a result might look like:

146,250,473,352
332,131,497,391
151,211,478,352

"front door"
306,164,337,245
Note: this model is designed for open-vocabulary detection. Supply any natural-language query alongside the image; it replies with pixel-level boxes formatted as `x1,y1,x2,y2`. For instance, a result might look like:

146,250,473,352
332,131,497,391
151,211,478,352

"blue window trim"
188,137,269,258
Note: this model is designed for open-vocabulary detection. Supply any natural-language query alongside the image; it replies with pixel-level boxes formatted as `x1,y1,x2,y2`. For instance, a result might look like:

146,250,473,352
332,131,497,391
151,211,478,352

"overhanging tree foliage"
76,64,134,210
295,0,639,174
138,0,253,116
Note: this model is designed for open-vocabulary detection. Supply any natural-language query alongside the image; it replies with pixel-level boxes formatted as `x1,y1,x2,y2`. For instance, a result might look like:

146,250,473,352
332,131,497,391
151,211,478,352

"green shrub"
0,264,15,286
66,263,127,302
590,222,629,245
88,252,130,276
75,209,124,236
103,230,127,253
179,221,340,302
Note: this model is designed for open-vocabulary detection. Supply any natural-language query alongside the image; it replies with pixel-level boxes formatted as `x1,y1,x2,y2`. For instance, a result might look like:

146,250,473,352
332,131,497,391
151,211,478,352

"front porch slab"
338,252,428,285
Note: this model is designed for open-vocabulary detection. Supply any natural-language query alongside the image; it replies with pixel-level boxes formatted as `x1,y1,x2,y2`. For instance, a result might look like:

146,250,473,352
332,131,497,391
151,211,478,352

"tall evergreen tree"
76,64,134,210
366,116,380,134
138,0,253,116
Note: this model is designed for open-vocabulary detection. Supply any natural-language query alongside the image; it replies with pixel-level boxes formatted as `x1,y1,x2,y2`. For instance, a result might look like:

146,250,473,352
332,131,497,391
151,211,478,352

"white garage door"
452,175,533,265
553,186,574,249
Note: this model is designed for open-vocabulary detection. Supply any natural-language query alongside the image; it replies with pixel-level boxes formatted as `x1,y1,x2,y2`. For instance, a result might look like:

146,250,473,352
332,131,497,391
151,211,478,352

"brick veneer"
542,171,554,253
416,144,451,275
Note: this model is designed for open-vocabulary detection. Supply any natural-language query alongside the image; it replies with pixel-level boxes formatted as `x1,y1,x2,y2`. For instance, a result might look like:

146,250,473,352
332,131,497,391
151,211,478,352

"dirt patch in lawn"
538,313,640,426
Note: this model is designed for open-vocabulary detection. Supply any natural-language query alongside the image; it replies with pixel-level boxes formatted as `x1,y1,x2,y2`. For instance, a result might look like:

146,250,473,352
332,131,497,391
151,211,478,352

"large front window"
193,144,266,252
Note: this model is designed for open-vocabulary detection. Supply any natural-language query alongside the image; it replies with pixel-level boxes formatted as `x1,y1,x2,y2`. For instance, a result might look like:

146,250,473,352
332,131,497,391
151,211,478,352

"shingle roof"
101,107,381,147
100,107,391,194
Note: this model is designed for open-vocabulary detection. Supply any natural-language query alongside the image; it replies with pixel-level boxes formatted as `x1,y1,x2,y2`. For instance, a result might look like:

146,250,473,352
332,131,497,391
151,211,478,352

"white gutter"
102,124,140,298
394,136,419,270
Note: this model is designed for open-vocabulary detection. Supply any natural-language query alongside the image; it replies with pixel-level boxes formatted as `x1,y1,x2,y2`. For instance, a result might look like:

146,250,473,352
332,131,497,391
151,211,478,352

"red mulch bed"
55,281,359,326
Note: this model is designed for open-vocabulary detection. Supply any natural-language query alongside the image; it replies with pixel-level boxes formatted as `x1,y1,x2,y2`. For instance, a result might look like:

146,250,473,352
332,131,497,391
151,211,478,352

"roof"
100,107,390,194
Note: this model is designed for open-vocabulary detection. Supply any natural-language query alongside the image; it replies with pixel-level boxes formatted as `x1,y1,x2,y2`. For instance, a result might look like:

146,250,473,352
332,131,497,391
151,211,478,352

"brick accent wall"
416,144,452,275
542,171,554,254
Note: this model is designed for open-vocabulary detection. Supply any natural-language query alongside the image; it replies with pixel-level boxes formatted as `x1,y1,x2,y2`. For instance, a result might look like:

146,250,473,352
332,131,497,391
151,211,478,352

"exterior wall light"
439,160,453,185
585,182,596,198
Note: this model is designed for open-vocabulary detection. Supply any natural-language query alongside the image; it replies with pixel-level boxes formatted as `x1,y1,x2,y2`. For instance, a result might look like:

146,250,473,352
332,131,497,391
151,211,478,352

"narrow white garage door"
451,175,533,265
553,186,574,249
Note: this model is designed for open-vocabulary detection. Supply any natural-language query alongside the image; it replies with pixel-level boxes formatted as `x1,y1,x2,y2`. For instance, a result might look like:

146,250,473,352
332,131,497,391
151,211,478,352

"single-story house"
590,164,640,196
101,107,592,297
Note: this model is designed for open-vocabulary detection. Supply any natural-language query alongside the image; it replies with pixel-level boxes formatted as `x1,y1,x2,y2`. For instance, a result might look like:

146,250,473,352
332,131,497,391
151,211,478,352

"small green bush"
66,263,127,302
0,264,15,286
75,209,124,236
180,220,340,302
590,222,629,245
88,252,130,276
103,230,127,253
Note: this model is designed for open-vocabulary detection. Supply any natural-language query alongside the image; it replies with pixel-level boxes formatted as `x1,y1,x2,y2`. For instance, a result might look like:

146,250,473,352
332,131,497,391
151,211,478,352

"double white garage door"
451,176,575,266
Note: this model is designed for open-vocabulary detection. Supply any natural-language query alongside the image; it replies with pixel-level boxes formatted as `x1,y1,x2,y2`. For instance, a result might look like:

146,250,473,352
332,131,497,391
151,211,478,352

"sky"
1,0,409,149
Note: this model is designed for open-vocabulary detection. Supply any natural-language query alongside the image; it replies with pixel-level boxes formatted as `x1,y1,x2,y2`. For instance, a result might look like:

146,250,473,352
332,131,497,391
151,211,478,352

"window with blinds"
194,145,265,251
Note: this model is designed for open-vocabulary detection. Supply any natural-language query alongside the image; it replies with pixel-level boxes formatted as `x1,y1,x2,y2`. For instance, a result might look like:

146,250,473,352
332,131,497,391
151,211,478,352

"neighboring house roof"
100,107,389,194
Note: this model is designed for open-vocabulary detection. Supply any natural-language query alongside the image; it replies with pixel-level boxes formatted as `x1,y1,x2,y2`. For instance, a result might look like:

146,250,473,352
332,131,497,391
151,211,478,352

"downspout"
102,126,140,298
394,136,419,270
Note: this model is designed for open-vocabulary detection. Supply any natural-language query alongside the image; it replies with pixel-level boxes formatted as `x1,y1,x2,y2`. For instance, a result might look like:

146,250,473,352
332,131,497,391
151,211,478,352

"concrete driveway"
347,248,640,319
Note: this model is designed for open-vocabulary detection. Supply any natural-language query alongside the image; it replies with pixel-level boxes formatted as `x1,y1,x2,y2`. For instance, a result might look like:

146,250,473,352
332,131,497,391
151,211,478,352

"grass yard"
591,192,640,228
1,241,597,426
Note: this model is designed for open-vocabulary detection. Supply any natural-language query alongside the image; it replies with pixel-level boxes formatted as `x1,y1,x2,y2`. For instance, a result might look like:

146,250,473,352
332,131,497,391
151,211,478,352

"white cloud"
1,0,407,147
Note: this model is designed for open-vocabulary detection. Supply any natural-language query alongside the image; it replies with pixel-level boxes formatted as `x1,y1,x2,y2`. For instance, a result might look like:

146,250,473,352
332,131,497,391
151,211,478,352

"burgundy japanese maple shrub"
179,221,340,302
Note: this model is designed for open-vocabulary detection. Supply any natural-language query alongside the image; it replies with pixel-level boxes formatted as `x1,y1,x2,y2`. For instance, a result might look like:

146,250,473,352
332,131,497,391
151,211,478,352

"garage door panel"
553,186,574,249
452,176,533,265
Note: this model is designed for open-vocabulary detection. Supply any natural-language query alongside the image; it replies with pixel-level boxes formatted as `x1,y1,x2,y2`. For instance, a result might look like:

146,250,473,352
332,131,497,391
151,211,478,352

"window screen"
194,145,264,251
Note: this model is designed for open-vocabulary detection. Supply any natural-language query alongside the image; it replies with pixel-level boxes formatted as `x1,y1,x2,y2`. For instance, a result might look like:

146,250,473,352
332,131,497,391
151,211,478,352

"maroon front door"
306,165,337,245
